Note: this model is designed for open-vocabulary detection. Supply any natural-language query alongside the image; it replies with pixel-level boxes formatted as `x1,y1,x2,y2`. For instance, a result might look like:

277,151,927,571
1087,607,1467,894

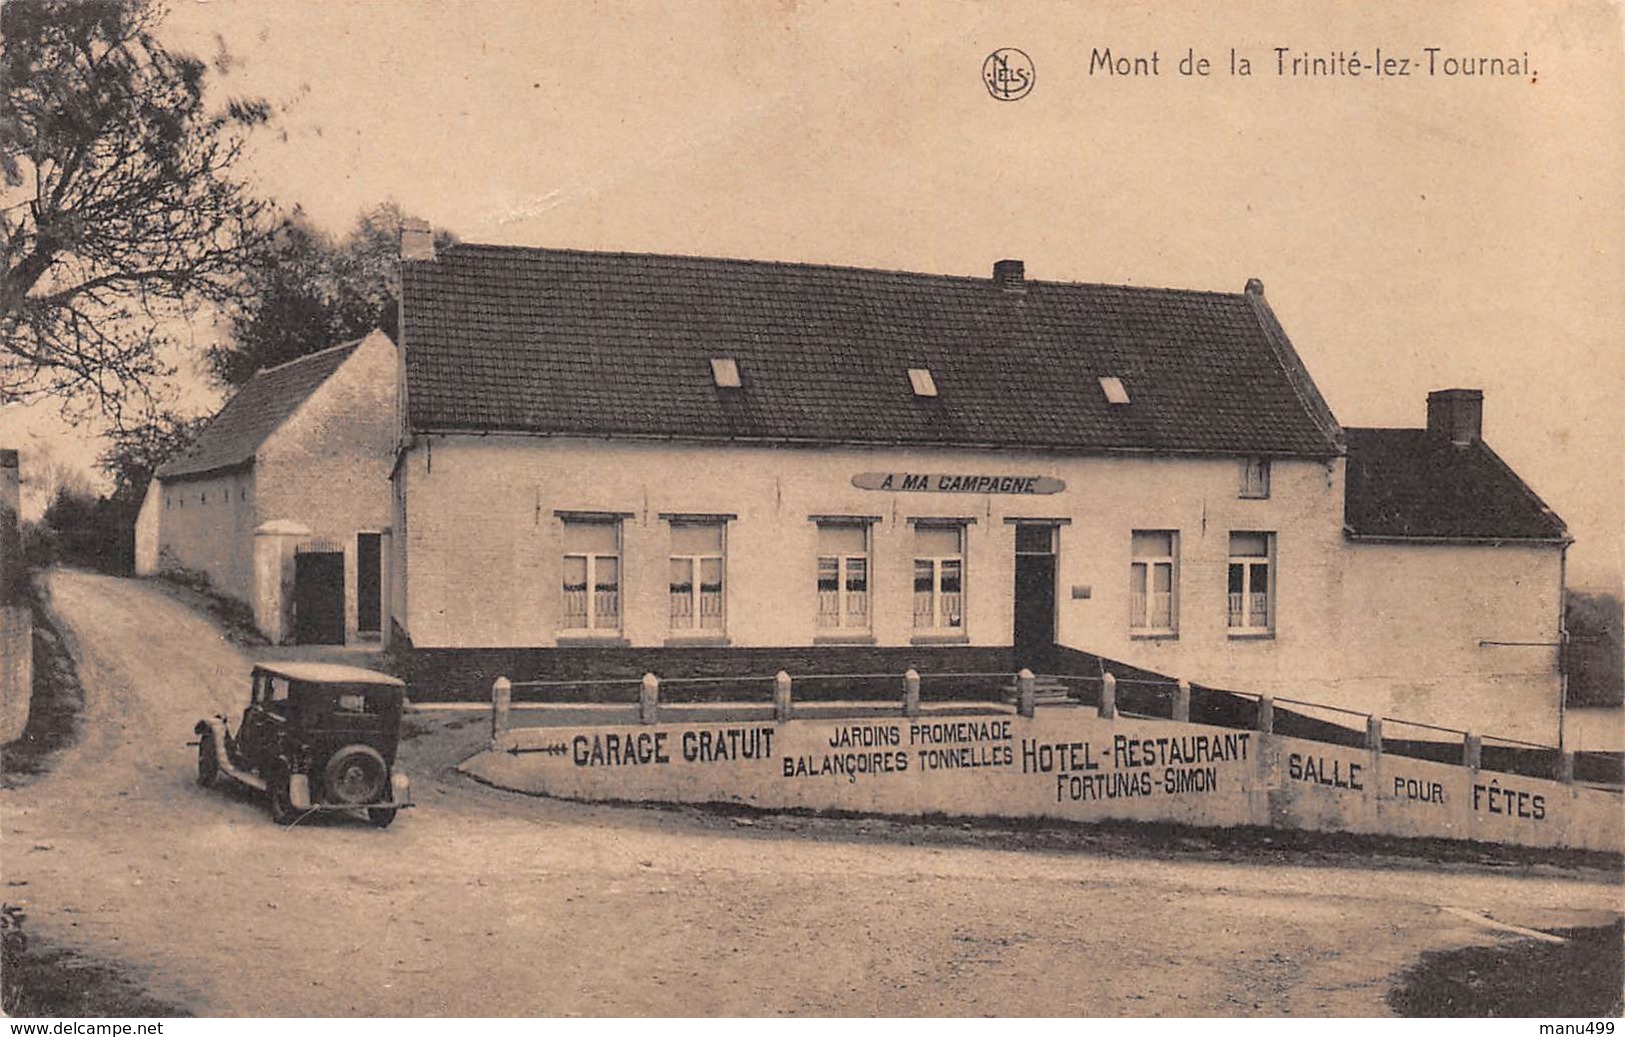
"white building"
384,233,1569,743
136,330,397,645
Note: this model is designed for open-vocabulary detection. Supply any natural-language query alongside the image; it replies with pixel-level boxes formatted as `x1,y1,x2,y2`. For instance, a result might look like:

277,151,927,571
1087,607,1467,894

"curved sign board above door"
851,473,1066,494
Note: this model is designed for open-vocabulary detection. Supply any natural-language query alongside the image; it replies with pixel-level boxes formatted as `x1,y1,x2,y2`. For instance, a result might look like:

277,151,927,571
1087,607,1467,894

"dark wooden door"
356,533,382,634
294,551,345,645
1013,525,1057,669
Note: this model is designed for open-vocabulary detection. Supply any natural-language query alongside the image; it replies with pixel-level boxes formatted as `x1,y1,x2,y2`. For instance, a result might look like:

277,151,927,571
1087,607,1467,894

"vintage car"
194,662,412,827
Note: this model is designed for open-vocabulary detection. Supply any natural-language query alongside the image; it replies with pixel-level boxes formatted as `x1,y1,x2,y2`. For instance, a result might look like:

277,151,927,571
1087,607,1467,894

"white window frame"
912,522,966,632
1227,531,1274,635
1240,457,1271,499
1129,530,1178,636
560,518,621,634
668,521,727,633
816,522,871,632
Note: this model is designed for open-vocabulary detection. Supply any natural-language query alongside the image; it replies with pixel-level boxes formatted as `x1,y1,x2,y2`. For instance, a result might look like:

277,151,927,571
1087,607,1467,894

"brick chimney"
1426,388,1483,446
400,218,436,262
992,259,1025,293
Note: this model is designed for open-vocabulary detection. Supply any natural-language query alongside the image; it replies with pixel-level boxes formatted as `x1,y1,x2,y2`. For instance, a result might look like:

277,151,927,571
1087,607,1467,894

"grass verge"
1388,919,1624,1017
1,906,190,1018
143,570,267,649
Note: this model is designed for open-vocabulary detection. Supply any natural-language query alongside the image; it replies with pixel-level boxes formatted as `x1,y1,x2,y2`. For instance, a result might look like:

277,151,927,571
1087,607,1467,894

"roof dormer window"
1099,376,1130,405
710,358,741,388
908,368,938,398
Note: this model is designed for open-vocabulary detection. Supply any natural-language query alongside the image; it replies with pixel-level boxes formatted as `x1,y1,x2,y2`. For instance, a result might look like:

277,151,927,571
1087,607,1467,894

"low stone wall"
464,704,1623,853
0,605,33,744
403,643,1018,701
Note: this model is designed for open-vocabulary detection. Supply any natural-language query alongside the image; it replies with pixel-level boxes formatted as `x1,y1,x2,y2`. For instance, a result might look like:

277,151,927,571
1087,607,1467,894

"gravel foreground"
2,569,1620,1018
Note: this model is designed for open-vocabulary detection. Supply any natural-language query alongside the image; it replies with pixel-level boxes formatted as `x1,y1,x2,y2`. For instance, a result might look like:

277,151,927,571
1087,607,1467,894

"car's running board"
219,759,267,793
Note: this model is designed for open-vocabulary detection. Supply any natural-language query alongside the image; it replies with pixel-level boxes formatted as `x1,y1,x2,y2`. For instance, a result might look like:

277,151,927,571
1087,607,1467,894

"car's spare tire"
323,744,389,805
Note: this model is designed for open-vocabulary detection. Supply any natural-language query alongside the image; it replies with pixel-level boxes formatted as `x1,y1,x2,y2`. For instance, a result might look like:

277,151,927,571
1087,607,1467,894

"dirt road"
2,569,1619,1016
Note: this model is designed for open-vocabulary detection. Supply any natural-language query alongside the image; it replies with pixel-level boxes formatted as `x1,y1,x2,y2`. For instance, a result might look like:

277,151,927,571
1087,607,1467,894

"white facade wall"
153,468,257,601
1330,542,1563,742
396,437,1333,657
256,332,397,642
0,605,32,744
398,433,1564,742
133,481,161,575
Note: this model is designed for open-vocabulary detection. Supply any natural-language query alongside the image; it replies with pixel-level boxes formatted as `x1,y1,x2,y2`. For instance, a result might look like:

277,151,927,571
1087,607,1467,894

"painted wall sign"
466,711,1622,853
851,472,1065,494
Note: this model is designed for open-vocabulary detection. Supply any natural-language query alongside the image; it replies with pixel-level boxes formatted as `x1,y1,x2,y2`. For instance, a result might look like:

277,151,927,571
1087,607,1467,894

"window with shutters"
561,519,620,633
913,524,965,631
1129,530,1178,636
1240,458,1271,499
669,522,726,632
816,522,870,631
1227,531,1274,634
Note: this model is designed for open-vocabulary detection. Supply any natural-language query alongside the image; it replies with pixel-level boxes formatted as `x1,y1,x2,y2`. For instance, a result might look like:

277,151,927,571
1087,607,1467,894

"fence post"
1365,715,1383,754
774,670,793,723
1016,669,1035,718
903,668,921,717
1173,680,1191,724
491,676,512,746
1462,733,1481,770
1098,672,1117,720
1558,750,1575,785
1256,696,1274,735
639,672,660,725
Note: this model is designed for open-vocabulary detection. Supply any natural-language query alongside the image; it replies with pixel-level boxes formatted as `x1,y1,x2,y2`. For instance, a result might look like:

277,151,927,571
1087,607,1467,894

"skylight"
908,368,938,398
1099,376,1130,405
710,358,741,388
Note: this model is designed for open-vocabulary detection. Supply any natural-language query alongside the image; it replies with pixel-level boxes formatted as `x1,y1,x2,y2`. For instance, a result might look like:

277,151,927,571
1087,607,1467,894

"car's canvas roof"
253,661,406,688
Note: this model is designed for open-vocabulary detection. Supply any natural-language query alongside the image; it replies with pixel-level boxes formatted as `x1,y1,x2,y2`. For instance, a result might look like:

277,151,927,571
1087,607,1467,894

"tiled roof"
157,341,362,480
401,246,1344,456
1343,428,1568,541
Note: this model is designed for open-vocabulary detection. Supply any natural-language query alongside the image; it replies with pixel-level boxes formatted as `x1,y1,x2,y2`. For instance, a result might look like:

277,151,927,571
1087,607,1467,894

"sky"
3,0,1621,590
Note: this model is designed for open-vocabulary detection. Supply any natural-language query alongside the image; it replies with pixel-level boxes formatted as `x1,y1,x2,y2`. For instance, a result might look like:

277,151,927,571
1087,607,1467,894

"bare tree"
0,0,274,425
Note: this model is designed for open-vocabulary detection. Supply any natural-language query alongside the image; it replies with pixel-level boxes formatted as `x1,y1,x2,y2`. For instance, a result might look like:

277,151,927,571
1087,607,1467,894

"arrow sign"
508,742,570,757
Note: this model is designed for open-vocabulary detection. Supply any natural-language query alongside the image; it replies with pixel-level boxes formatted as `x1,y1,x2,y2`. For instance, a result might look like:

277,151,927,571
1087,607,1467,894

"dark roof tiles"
157,341,362,480
1342,428,1567,542
401,245,1344,456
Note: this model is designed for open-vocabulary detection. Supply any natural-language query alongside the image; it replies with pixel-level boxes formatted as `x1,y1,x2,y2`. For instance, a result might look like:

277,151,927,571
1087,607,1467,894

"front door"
356,533,382,635
293,551,345,645
1013,524,1058,670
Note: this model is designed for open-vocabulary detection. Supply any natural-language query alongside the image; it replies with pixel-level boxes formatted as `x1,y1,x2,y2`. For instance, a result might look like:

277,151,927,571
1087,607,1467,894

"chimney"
1244,278,1264,296
992,259,1025,293
400,218,436,262
1426,388,1483,446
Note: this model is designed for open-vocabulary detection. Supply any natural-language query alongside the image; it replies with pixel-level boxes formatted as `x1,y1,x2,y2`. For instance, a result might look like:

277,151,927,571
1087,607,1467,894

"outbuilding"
137,329,398,645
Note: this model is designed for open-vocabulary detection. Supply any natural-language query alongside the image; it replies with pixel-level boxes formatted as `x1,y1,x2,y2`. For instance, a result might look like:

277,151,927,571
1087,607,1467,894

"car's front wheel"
367,807,398,829
196,731,220,788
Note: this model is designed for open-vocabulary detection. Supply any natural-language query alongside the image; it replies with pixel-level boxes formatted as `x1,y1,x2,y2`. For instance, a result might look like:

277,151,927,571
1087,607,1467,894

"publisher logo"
983,48,1035,101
